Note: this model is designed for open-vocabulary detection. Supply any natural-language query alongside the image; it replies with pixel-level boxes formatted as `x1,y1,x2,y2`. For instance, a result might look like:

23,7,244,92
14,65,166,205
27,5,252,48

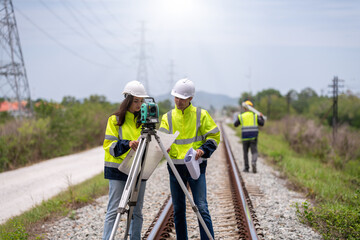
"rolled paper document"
184,147,200,180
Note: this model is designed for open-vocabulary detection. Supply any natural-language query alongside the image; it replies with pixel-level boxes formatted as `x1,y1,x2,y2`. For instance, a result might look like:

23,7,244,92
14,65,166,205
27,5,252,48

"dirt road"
0,146,104,224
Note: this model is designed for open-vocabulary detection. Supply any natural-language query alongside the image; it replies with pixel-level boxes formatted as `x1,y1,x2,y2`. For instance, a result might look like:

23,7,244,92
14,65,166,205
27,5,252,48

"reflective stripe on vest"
161,105,219,164
239,112,258,140
104,112,140,168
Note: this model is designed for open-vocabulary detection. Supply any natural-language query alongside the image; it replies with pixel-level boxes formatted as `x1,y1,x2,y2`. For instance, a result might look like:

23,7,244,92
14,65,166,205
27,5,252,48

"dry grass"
265,116,360,169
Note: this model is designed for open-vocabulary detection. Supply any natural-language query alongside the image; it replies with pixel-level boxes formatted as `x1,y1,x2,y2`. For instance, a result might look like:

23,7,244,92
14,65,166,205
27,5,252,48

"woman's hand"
129,140,139,151
195,149,204,160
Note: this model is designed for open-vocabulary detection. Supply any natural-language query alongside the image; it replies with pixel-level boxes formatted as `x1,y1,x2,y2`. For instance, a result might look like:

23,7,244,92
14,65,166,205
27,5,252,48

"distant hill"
155,91,238,110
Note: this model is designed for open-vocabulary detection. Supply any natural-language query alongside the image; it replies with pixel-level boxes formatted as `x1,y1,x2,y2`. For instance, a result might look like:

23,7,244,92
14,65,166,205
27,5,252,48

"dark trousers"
167,163,214,240
242,139,258,170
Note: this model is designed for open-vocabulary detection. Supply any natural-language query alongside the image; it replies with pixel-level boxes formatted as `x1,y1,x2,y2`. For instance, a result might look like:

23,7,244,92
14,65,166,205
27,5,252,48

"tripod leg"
109,137,148,240
123,170,144,239
154,134,214,240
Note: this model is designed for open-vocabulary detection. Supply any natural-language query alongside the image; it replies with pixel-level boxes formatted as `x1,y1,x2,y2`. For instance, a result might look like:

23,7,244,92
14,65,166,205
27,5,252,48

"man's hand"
129,140,139,151
195,149,204,160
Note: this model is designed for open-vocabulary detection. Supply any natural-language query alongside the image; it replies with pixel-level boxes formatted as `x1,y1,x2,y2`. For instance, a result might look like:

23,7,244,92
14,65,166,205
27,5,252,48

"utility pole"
136,21,149,94
328,76,344,144
0,0,32,116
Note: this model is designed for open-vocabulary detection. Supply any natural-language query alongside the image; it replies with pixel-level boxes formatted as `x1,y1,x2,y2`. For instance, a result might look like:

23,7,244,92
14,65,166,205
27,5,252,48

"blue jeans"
167,162,214,240
103,179,146,240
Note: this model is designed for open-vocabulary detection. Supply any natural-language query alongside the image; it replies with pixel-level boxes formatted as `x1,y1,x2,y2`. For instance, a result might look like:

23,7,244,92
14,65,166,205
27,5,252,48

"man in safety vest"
234,100,265,173
159,78,220,240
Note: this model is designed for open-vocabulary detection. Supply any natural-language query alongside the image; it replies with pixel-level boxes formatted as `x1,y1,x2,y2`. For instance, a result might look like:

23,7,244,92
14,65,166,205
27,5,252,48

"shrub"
266,116,360,169
0,96,116,172
296,201,360,240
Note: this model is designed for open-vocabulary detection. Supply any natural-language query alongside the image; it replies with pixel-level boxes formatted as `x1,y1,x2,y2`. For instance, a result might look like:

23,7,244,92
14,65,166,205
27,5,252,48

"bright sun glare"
161,0,194,14
154,0,207,28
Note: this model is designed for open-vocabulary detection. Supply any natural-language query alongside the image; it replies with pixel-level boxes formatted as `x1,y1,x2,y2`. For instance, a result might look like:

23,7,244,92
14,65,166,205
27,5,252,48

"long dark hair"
113,95,141,128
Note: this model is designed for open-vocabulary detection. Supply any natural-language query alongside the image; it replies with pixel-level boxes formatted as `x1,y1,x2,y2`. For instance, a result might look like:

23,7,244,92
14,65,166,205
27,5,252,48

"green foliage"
0,94,175,172
338,94,360,128
0,112,14,124
296,201,360,240
254,128,360,239
238,91,253,106
267,117,360,167
157,99,172,116
236,87,360,129
61,96,80,106
0,221,28,240
291,87,318,114
255,88,282,100
0,95,117,172
258,94,288,120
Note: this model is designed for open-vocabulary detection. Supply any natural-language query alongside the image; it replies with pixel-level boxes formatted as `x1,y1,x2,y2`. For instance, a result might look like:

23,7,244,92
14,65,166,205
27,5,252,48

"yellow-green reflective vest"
159,104,220,164
239,111,259,141
103,111,141,169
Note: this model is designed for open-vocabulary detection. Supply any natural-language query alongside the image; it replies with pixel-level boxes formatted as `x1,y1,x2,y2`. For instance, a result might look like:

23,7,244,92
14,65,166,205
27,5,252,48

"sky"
2,0,360,103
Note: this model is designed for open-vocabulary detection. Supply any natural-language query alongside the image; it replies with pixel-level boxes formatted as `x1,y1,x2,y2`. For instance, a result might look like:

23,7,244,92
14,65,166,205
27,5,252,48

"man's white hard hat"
171,78,195,99
122,80,149,98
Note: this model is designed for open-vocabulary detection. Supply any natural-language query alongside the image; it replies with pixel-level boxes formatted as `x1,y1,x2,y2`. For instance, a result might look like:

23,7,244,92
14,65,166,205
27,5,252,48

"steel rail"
146,196,173,239
145,122,260,239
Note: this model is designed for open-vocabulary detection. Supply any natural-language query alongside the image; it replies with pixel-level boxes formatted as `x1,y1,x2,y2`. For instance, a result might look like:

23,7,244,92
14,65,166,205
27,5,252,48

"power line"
39,0,133,57
0,0,32,116
38,0,87,39
98,0,136,38
78,0,134,53
58,0,126,64
15,6,117,68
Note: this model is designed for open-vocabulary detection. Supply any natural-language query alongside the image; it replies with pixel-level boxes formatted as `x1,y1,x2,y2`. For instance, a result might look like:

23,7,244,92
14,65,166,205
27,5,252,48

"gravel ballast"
43,124,322,239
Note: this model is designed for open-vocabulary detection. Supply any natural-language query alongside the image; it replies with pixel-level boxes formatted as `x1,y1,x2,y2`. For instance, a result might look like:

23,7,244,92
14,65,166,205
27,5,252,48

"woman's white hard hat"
171,78,195,99
122,80,149,98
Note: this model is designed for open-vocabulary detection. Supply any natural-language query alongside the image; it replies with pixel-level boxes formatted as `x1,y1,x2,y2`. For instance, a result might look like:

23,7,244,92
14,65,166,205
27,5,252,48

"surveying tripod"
109,124,214,240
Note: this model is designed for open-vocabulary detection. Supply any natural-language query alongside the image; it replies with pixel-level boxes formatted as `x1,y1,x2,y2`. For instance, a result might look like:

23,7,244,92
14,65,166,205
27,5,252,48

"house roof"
0,101,27,112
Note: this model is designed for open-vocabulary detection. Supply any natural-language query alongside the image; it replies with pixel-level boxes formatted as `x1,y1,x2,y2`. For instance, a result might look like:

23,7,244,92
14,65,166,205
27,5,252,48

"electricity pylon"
0,0,32,116
136,21,149,94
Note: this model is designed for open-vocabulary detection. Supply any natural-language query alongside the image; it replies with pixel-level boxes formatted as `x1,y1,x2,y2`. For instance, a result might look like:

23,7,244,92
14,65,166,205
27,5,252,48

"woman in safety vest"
159,78,220,240
102,81,148,240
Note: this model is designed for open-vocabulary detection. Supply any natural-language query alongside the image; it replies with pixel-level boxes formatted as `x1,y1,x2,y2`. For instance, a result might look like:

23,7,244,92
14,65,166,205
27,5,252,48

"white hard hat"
171,78,195,99
122,80,149,98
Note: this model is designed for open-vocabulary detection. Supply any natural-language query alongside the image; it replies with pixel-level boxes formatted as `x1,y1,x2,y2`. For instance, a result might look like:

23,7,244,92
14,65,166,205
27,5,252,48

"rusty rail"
144,122,261,239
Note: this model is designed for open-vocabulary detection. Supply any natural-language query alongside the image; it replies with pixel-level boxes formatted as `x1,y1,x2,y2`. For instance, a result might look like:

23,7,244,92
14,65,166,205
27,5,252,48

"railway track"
143,123,264,239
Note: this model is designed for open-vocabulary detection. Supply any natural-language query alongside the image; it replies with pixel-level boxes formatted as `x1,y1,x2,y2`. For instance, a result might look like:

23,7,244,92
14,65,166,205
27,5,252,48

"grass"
231,125,360,240
2,123,359,239
0,173,108,240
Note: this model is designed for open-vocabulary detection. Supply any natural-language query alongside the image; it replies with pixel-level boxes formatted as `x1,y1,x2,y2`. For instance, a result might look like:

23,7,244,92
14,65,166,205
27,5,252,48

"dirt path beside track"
0,146,103,224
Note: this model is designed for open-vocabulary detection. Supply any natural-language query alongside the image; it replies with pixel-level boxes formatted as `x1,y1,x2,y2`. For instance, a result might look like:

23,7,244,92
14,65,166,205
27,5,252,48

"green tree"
292,87,318,114
61,96,80,106
258,94,287,120
338,94,360,128
238,92,254,106
157,99,172,116
286,89,298,114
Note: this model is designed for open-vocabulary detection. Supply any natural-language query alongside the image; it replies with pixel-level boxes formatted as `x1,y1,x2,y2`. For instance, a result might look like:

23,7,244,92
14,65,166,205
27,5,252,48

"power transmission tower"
328,76,344,144
168,59,175,92
0,0,32,116
136,21,149,94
